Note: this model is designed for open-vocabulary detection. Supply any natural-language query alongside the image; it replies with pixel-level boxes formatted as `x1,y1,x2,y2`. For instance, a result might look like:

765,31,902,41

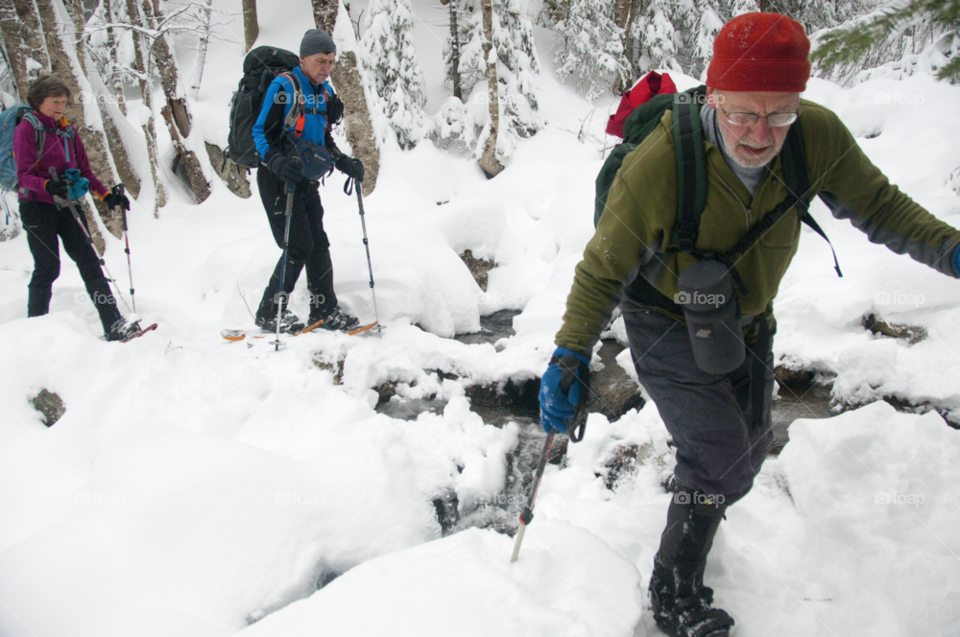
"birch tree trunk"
142,0,210,204
4,0,50,90
103,0,126,115
97,0,143,201
477,0,503,178
242,0,258,51
0,0,26,93
188,0,212,100
69,0,140,232
126,0,166,216
311,0,380,195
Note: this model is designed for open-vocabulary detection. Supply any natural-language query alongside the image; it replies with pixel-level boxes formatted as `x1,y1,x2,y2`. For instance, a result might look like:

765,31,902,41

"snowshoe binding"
256,308,306,334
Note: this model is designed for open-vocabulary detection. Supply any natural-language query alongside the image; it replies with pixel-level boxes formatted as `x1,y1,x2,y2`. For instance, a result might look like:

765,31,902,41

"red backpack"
605,71,678,139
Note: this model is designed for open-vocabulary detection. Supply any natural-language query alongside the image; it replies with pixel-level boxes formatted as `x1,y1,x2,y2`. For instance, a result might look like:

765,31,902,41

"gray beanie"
300,29,337,58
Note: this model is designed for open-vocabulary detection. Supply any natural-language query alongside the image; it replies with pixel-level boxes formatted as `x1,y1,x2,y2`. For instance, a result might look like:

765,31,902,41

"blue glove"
539,347,591,435
64,168,89,201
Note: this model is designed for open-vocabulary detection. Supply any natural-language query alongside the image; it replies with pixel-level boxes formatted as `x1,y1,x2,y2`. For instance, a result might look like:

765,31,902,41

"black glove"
326,95,344,127
268,153,304,184
104,185,130,211
44,179,69,198
335,155,364,183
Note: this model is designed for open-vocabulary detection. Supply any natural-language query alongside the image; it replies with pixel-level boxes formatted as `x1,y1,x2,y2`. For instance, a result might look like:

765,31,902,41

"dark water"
381,309,838,447
375,310,838,533
770,382,836,453
453,309,518,346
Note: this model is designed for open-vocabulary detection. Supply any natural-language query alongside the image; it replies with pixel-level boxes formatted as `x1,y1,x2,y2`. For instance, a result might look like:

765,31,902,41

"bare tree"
311,0,381,195
477,0,503,177
141,0,210,204
3,0,50,87
242,0,258,51
125,0,166,215
101,0,127,115
441,0,462,99
612,0,639,94
188,0,212,99
70,0,141,229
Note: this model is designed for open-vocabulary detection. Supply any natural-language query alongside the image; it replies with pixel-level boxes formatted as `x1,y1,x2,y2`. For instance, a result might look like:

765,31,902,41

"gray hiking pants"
623,308,775,505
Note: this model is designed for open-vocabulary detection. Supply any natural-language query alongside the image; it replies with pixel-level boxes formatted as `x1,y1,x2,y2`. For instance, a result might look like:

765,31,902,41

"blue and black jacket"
252,65,343,165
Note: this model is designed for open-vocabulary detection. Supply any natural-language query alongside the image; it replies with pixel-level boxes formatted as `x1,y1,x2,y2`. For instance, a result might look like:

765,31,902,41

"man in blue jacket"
252,29,365,333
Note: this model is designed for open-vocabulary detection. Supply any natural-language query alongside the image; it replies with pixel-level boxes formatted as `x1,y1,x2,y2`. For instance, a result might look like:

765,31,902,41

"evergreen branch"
811,0,960,81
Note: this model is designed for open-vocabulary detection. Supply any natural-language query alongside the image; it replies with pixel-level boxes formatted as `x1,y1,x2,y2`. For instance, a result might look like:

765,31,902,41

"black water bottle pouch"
677,259,745,375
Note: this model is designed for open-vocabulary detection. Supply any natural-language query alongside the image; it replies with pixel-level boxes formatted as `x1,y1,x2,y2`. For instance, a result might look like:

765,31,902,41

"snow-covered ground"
2,2,960,636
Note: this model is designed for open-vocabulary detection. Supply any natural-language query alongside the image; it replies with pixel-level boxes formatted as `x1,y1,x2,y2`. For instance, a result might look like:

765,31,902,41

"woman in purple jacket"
16,75,136,341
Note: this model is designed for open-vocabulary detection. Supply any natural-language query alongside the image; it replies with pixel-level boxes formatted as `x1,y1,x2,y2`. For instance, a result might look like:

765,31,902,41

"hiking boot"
256,308,306,334
649,495,733,637
649,558,734,637
105,318,142,342
313,306,359,332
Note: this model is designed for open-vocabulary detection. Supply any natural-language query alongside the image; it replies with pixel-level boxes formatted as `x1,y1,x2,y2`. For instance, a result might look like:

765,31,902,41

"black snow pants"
624,307,775,505
255,167,338,322
20,199,122,330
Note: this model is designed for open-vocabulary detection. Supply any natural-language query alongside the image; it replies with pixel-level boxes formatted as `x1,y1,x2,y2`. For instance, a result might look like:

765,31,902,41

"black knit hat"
300,29,337,57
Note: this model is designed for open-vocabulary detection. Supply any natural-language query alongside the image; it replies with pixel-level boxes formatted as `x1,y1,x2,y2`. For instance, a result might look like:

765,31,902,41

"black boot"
105,317,143,342
649,494,734,637
314,305,359,332
84,276,123,335
27,286,52,317
256,254,306,333
255,289,305,334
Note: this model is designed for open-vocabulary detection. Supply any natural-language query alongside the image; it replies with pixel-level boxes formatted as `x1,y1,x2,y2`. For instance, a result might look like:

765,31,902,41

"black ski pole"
49,168,132,314
114,184,136,314
275,182,296,351
353,182,381,334
510,431,555,563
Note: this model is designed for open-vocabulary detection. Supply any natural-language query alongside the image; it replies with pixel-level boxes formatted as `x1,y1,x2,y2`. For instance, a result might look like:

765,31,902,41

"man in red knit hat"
537,12,960,637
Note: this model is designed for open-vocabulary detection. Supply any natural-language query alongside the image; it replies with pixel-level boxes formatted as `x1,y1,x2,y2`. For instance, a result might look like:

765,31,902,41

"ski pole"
510,432,555,563
275,182,296,351
49,168,132,314
115,184,136,314
354,182,381,334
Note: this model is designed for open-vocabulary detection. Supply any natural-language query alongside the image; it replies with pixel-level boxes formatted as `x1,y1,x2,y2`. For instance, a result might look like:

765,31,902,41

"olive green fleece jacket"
556,99,960,356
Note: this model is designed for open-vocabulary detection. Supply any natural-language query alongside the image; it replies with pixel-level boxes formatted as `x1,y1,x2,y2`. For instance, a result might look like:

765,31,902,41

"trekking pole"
50,168,132,314
510,432,556,563
354,182,381,334
115,184,136,314
275,182,296,351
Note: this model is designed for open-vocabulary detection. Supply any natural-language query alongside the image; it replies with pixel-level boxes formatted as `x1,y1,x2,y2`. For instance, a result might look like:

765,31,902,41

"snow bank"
235,524,643,637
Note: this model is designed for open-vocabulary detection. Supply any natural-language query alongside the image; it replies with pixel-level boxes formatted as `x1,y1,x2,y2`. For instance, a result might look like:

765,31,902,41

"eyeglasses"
718,104,799,128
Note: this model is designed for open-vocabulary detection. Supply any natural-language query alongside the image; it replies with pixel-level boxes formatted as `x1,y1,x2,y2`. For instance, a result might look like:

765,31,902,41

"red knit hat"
707,12,810,92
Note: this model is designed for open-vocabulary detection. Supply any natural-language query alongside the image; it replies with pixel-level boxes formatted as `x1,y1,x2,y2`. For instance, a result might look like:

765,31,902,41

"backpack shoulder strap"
16,112,46,198
20,112,46,166
319,83,332,135
781,119,843,277
670,89,707,253
277,72,304,134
